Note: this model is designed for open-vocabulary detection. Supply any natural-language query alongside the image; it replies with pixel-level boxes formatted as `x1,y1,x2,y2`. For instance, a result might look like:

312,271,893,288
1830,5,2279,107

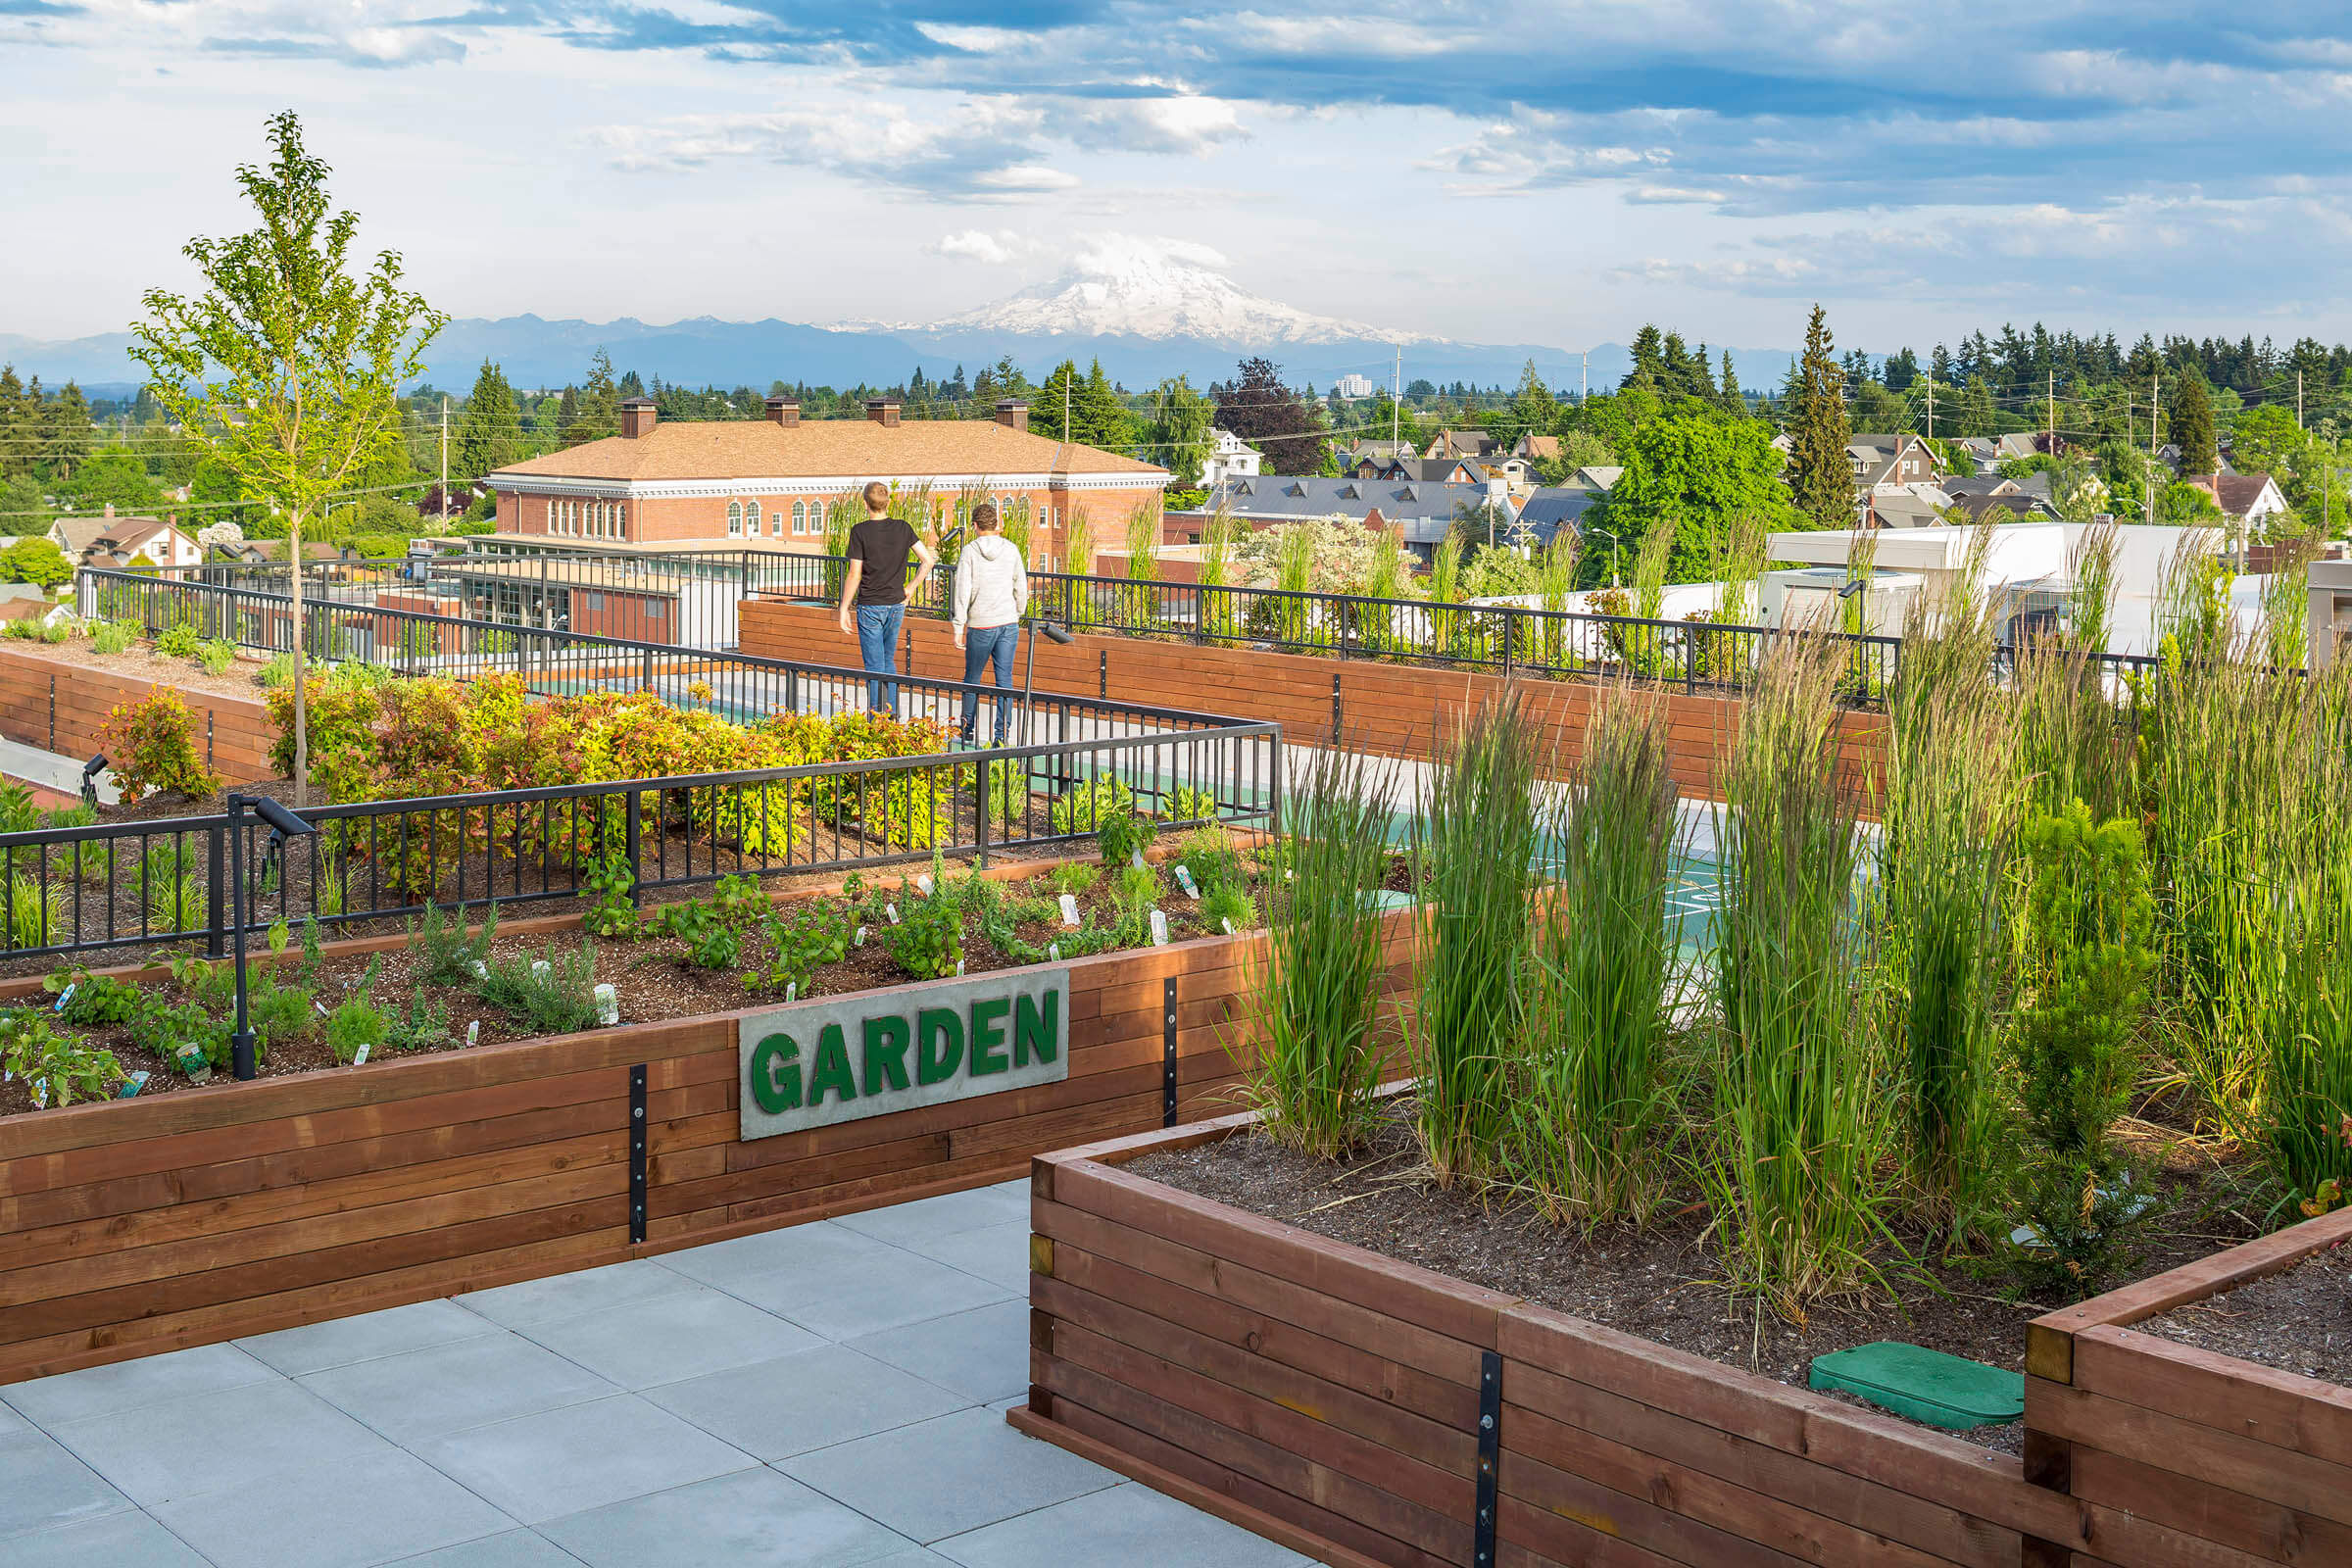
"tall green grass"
1705,633,1893,1317
2067,517,2121,656
2265,742,2352,1211
1413,693,1542,1185
1236,747,1395,1158
1513,686,1685,1224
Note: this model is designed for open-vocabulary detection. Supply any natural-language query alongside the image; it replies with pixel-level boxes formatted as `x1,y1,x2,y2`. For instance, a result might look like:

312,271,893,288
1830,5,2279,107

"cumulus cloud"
927,228,1034,264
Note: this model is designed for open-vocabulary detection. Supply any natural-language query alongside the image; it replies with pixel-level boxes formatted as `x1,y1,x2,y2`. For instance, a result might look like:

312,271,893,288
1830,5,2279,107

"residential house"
1424,429,1501,461
78,517,205,570
1511,433,1562,466
1573,466,1624,491
484,397,1168,570
1334,439,1416,470
1176,475,1513,561
1942,490,2059,523
1864,485,1955,529
2192,471,2290,528
0,597,75,631
1847,433,1942,494
1954,436,2001,474
1514,487,1600,548
1201,427,1261,488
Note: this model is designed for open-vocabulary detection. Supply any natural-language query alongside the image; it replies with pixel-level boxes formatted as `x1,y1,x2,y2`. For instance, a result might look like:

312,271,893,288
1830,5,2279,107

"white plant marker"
885,903,900,925
593,983,618,1025
530,959,550,980
352,1041,371,1067
1150,908,1170,946
466,1019,479,1048
955,958,965,977
469,958,488,980
915,874,934,896
1221,918,1237,936
1048,943,1060,960
1173,865,1199,899
784,982,797,1004
855,924,868,947
1057,894,1080,927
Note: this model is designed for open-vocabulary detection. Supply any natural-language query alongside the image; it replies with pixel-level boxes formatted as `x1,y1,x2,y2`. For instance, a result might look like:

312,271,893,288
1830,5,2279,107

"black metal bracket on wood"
47,673,55,751
1161,977,1178,1127
628,1064,648,1244
1099,650,1108,700
1331,673,1343,740
1474,1349,1500,1568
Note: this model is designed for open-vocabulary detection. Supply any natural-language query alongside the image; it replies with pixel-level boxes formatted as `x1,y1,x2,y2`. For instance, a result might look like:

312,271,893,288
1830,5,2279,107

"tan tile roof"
489,417,1164,484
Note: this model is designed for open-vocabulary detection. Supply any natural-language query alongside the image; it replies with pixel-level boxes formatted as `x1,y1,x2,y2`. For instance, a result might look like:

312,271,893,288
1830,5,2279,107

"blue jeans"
855,602,906,712
960,623,1019,744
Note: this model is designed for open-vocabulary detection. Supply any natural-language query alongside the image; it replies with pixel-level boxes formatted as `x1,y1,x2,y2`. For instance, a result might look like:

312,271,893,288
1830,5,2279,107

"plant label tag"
314,1000,328,1016
177,1045,211,1084
1173,865,1199,899
593,983,618,1025
915,874,934,896
1130,848,1148,870
784,982,797,1004
1048,943,1060,960
1221,918,1237,936
51,983,74,1013
118,1070,149,1099
854,925,868,947
469,959,488,980
352,1041,371,1066
1284,868,1294,882
530,959,550,980
466,1020,479,1048
886,903,900,924
31,1083,45,1107
1150,909,1170,946
1058,894,1080,926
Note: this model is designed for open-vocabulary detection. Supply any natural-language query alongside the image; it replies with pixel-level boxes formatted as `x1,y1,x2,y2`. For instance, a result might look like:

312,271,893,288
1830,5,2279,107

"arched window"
727,501,742,537
792,501,806,535
613,502,627,538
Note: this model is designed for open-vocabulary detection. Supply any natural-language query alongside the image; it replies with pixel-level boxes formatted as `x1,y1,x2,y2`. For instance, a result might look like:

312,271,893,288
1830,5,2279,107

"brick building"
483,397,1168,567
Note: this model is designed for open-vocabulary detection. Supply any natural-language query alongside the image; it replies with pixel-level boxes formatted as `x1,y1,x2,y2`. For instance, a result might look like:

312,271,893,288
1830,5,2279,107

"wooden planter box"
1019,1115,2128,1568
0,932,1291,1387
2027,1205,2352,1565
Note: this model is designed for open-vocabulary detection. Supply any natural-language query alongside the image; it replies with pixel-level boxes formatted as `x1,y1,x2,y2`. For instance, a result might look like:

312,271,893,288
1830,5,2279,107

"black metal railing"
76,567,1243,744
0,724,1281,971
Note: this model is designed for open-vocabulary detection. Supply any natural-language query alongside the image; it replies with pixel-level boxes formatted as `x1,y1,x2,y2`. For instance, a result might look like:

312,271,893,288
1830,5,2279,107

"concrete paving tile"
831,1188,1028,1250
1,1342,272,1429
300,1331,618,1443
458,1260,697,1330
889,1221,1033,1295
238,1299,501,1377
0,1509,208,1567
153,1450,515,1568
842,1301,1030,1406
643,1345,965,1461
0,1403,24,1439
0,1431,131,1542
540,1466,913,1568
775,1406,1117,1544
47,1378,393,1508
856,1553,954,1568
724,1249,1012,1344
655,1219,894,1289
514,1285,819,1390
930,1481,1316,1568
384,1529,587,1566
410,1395,756,1526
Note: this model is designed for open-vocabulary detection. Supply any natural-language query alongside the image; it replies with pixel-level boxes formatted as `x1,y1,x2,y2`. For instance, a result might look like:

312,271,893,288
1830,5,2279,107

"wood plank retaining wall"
740,598,1888,803
0,646,278,784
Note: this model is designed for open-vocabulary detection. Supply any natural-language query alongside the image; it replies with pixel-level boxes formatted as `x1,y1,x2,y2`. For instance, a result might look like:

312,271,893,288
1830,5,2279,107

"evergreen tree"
455,361,523,483
1033,360,1080,442
43,381,92,477
1788,305,1853,529
1076,359,1132,449
0,367,31,479
1622,325,1666,392
1497,359,1558,445
1718,350,1745,416
2170,372,2218,476
566,350,618,446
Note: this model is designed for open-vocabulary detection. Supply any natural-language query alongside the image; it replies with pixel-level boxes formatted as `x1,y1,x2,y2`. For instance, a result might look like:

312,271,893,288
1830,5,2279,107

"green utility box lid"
1358,889,1419,912
1808,1343,2024,1430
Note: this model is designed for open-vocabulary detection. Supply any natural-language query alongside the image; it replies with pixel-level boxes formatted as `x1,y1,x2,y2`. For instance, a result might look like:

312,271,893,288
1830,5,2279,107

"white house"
1202,427,1263,488
80,518,205,570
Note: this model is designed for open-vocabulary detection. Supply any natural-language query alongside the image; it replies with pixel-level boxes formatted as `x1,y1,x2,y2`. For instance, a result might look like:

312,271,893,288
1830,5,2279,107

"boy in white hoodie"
950,503,1030,746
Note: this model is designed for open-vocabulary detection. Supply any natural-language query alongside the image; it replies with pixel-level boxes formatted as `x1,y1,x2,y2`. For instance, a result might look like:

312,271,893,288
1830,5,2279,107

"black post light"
226,794,316,1081
1019,618,1076,750
80,755,107,809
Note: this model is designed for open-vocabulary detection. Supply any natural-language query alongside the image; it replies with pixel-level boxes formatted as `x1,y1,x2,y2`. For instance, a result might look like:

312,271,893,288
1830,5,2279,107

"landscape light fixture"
80,754,107,808
224,794,317,1080
1018,619,1078,749
1838,578,1869,600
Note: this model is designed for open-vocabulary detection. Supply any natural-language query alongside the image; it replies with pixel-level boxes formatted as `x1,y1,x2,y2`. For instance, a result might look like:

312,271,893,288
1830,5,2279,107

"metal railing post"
623,790,644,912
206,823,225,958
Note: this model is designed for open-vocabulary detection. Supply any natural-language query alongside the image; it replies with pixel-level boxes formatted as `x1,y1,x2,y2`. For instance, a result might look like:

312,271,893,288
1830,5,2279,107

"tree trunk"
289,514,307,808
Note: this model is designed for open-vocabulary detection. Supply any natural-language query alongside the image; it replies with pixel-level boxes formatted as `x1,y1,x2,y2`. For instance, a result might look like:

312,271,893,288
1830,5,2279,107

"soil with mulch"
1130,1100,2260,1453
2136,1240,2352,1387
0,858,1256,1120
63,639,277,703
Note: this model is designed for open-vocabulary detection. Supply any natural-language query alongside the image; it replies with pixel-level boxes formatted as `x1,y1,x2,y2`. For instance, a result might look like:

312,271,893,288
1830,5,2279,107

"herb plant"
0,1012,123,1105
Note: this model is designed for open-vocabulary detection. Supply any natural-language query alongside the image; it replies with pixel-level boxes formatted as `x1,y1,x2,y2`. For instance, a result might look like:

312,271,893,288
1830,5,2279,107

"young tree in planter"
130,111,445,805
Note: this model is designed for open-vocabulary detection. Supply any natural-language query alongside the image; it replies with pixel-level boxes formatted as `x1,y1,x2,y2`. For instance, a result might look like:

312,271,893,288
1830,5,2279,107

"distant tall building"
1332,373,1377,399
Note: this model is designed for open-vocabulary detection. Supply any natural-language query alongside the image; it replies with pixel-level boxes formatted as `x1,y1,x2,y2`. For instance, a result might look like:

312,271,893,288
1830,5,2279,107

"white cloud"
927,228,1032,264
1069,96,1247,156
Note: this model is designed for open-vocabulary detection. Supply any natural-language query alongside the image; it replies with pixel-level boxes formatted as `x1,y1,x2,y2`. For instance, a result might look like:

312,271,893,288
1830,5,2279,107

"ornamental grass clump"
1704,632,1893,1318
1511,685,1685,1225
1413,692,1541,1186
1236,746,1392,1159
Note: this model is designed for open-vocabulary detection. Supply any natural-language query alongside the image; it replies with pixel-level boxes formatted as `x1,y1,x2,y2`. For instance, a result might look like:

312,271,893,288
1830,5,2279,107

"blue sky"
6,1,2351,352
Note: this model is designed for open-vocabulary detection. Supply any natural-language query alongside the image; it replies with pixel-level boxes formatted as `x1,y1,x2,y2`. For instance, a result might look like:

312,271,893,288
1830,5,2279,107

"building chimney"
994,399,1029,433
103,503,115,519
764,396,800,427
864,398,902,429
618,397,658,439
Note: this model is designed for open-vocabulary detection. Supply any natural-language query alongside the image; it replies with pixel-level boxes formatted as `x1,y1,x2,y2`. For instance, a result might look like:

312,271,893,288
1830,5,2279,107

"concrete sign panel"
738,967,1070,1141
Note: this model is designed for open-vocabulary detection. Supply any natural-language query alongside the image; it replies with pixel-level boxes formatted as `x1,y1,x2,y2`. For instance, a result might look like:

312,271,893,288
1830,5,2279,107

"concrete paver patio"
0,1180,1317,1568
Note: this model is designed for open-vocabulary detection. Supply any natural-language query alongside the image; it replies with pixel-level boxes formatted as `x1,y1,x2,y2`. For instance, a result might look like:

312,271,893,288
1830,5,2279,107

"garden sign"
738,968,1070,1140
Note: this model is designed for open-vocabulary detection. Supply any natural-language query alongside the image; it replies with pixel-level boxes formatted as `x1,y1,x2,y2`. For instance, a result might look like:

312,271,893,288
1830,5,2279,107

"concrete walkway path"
0,1182,1316,1568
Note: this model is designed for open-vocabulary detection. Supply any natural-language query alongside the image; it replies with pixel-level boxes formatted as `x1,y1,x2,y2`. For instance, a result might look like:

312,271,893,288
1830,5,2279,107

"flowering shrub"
101,690,223,806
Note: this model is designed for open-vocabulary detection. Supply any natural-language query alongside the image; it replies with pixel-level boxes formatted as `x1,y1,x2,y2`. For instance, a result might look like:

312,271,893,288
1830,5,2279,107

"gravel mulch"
2136,1242,2352,1387
52,639,277,703
1129,1100,2260,1453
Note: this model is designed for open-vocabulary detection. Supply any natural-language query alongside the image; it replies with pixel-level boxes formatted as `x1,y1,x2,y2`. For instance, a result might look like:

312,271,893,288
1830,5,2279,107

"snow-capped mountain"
919,236,1429,348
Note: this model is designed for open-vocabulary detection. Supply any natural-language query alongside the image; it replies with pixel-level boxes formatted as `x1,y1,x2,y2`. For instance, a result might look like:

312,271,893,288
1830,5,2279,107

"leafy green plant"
1114,862,1161,907
1414,693,1541,1187
325,994,387,1063
131,999,236,1074
259,650,298,688
1165,785,1219,825
1051,776,1134,837
0,780,39,835
1096,808,1158,867
0,1012,122,1105
879,887,963,980
2009,800,2160,1295
580,855,640,938
710,873,767,924
196,638,239,676
744,900,853,996
3,874,63,952
409,900,498,986
156,621,203,660
1047,861,1099,897
1513,688,1686,1227
91,620,138,656
1238,746,1392,1158
386,986,455,1053
475,943,601,1034
1174,827,1243,899
1200,883,1254,932
657,898,741,969
100,689,222,805
47,967,149,1027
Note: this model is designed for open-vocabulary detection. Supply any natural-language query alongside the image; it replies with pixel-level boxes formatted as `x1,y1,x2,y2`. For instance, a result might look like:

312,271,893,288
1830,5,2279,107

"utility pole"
1581,351,1589,405
439,397,450,525
1392,346,1400,449
2148,370,2159,528
1926,379,1934,442
2046,370,2054,454
2298,370,2305,431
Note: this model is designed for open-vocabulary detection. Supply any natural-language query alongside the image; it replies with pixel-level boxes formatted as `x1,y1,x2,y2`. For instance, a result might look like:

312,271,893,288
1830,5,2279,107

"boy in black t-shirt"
835,480,937,712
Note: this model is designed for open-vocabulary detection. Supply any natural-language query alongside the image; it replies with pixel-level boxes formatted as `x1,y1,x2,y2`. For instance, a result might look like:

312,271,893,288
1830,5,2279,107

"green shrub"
476,943,601,1034
196,638,238,676
1051,777,1134,836
131,999,236,1074
91,620,138,656
1200,884,1255,932
259,651,298,688
386,986,455,1053
657,898,742,969
0,780,38,835
1175,827,1243,898
326,995,388,1063
880,887,963,980
409,901,497,987
1096,808,1157,867
3,874,63,951
157,621,202,660
1047,861,1099,897
744,900,853,996
0,1012,122,1105
49,968,148,1028
99,690,222,805
1165,785,1219,824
